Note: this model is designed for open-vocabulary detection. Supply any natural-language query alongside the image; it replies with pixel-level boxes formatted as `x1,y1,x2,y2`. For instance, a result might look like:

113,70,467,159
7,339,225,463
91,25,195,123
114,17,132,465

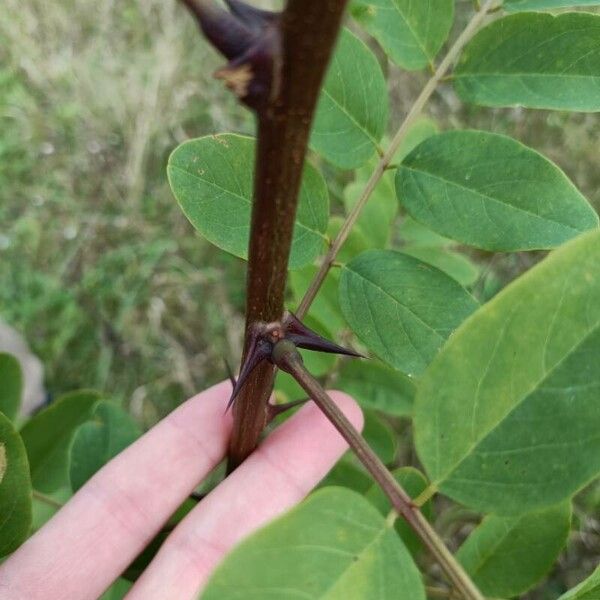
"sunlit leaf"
415,230,600,515
350,0,454,70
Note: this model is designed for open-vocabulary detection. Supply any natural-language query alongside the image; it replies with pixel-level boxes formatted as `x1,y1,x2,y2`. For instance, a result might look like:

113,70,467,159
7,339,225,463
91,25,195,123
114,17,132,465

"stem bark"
227,0,349,469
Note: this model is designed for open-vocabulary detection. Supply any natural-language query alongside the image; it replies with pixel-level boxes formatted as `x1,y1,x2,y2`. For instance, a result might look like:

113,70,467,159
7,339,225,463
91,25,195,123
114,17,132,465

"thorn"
224,0,278,32
267,397,310,422
226,333,272,411
282,312,365,359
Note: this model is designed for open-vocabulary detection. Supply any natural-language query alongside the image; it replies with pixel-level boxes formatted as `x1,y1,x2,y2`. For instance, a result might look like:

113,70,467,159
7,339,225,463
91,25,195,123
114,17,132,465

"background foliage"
1,1,600,598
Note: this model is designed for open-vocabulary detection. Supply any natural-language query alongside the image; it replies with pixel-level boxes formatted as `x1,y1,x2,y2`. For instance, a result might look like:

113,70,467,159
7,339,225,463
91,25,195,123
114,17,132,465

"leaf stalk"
272,340,484,600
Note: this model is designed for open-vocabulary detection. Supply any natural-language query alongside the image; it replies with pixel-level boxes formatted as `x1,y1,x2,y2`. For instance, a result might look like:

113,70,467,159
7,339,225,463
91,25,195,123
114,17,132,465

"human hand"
0,381,362,600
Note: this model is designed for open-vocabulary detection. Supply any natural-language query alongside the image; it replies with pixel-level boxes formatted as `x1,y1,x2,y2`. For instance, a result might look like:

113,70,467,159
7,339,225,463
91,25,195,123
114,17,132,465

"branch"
272,340,484,600
177,0,350,468
296,0,498,319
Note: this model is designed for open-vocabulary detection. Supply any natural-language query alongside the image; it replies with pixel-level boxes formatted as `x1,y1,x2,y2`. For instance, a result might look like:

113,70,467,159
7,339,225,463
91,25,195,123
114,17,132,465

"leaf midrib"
435,316,600,488
344,265,446,342
401,164,586,233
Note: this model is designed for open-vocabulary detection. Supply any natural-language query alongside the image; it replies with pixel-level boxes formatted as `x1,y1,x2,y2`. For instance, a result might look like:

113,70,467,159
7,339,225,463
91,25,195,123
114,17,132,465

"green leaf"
400,247,480,287
414,230,600,515
168,134,328,269
289,267,346,333
31,487,70,532
0,411,32,556
69,401,141,492
339,250,479,375
397,130,599,251
398,218,481,285
457,503,571,597
0,353,22,422
320,458,373,494
200,487,426,600
505,0,600,11
559,564,600,600
365,467,432,556
351,0,454,70
343,177,397,249
327,216,371,264
20,390,100,492
363,410,398,464
99,579,133,600
454,12,600,112
336,359,415,416
398,217,452,248
311,28,388,169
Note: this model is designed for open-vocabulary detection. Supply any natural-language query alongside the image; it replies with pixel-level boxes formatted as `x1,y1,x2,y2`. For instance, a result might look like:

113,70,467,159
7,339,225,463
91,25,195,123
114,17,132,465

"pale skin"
0,381,362,600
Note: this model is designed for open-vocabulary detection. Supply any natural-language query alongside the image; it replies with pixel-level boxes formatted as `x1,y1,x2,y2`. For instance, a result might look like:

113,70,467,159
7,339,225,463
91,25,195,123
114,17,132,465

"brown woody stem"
225,0,350,469
272,341,484,600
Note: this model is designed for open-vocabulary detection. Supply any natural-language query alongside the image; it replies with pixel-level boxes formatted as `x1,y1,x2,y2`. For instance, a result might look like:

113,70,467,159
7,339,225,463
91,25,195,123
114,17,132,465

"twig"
272,340,484,600
296,0,498,319
226,0,350,469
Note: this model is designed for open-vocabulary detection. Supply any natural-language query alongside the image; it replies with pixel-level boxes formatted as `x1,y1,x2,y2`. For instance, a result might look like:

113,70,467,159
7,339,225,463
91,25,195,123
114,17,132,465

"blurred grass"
0,0,254,423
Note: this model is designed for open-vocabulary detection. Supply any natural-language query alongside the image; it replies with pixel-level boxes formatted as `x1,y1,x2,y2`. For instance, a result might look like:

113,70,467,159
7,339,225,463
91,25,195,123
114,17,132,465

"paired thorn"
267,397,310,422
226,311,363,410
178,0,281,110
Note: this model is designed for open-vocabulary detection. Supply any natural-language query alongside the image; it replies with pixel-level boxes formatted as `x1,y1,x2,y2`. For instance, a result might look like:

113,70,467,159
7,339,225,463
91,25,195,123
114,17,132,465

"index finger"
0,380,234,600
